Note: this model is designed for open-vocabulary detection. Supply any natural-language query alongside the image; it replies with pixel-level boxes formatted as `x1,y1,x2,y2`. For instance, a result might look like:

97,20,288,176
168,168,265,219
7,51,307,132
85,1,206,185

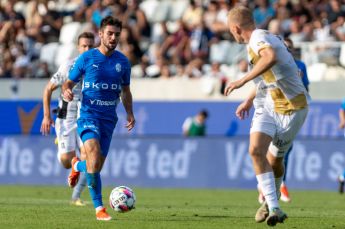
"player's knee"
59,152,75,169
249,144,265,158
87,158,102,172
60,156,72,169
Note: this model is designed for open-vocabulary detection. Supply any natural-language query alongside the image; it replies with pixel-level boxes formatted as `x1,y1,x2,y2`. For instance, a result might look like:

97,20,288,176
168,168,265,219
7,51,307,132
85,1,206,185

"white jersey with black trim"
50,58,82,120
247,29,310,115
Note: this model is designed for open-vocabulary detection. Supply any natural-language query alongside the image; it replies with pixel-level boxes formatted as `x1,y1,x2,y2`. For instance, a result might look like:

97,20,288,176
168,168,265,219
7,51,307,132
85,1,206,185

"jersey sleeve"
182,117,192,133
69,55,85,83
300,61,309,86
341,99,345,110
121,59,131,86
249,30,272,56
50,60,71,86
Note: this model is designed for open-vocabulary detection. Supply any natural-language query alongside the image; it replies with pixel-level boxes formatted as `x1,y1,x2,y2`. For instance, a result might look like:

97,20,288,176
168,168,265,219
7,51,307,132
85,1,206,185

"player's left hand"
339,122,345,129
224,79,245,96
125,114,135,131
235,99,253,120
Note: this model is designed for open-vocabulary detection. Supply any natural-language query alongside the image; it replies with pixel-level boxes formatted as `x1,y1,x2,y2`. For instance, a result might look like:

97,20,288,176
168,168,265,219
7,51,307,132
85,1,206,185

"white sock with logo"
256,172,279,211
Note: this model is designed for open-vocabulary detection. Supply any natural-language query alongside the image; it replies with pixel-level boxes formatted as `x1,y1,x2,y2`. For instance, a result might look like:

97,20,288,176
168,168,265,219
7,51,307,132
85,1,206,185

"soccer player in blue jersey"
62,16,135,221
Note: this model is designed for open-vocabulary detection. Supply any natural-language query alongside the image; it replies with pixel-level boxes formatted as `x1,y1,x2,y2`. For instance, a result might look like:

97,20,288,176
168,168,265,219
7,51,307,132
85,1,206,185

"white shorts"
54,117,82,156
250,106,308,157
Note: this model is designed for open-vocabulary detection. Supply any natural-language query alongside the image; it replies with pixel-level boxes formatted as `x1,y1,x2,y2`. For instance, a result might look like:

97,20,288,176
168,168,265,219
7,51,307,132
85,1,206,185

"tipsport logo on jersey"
89,99,117,106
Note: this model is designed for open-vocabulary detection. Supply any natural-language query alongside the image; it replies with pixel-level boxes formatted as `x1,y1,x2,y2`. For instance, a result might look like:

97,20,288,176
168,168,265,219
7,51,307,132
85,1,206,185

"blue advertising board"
0,101,343,137
0,136,343,190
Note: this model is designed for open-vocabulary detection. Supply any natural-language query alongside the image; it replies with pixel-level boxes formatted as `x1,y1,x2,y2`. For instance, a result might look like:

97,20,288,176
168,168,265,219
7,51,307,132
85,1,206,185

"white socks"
256,172,279,210
73,161,79,172
95,206,104,212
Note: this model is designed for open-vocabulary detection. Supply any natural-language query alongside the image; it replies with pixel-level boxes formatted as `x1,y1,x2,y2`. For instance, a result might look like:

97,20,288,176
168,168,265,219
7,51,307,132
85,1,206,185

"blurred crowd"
1,0,345,84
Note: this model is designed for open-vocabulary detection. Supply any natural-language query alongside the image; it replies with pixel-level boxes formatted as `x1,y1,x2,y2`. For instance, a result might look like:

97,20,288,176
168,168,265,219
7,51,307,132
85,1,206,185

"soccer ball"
109,186,136,212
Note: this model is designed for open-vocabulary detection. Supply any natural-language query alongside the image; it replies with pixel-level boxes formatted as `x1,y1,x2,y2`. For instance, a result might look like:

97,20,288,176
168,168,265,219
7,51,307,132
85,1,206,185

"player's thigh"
250,109,275,155
99,120,116,158
82,133,101,157
269,107,308,158
250,109,276,138
55,118,78,155
77,118,101,153
249,132,273,157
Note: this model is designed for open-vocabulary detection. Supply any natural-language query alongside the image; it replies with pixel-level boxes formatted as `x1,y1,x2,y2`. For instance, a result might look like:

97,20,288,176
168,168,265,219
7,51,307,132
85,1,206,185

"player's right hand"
62,88,74,102
40,117,54,136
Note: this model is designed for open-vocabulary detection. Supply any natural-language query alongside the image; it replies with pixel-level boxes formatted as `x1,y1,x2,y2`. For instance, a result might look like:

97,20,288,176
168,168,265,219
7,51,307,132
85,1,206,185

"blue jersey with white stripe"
69,48,131,121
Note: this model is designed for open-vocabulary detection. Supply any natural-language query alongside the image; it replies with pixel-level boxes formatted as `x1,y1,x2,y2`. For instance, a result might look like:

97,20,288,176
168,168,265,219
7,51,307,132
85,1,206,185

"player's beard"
104,40,117,51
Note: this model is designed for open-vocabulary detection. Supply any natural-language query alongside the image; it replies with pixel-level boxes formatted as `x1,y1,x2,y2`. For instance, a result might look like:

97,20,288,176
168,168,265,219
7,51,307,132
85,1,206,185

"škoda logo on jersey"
84,82,120,90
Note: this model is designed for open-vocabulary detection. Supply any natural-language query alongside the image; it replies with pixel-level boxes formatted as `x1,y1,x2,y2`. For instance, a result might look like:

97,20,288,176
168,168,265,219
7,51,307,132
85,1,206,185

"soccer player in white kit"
40,32,95,206
225,6,310,226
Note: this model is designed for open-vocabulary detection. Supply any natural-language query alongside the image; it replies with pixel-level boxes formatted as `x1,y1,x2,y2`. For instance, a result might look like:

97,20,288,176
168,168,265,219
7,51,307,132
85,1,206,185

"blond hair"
228,6,255,29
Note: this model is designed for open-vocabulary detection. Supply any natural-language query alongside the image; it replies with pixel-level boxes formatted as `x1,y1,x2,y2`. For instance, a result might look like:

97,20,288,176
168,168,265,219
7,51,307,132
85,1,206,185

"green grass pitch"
0,185,344,229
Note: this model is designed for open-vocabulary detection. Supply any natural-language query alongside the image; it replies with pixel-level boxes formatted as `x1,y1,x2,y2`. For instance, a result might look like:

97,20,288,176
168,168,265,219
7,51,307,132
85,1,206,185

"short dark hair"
100,16,122,31
77,32,94,44
199,109,209,119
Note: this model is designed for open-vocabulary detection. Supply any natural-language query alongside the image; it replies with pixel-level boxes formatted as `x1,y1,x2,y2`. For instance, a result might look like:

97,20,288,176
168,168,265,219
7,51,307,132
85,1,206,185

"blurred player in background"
338,98,345,193
62,16,135,221
284,38,309,92
182,109,209,136
40,32,95,206
258,38,310,203
225,6,309,226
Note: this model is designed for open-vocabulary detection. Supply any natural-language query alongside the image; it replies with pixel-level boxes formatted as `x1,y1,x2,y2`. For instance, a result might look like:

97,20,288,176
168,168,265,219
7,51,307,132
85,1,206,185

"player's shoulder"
79,48,96,59
249,29,272,51
73,49,98,66
249,29,266,46
251,29,270,38
113,50,131,68
114,50,130,63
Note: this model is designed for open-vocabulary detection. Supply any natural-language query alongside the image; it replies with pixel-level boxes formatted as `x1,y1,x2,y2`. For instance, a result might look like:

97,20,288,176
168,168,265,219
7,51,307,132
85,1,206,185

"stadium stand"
0,0,345,95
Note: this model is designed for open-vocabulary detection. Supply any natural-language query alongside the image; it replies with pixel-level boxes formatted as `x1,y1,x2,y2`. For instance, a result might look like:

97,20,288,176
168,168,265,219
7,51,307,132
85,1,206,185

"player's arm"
225,47,276,96
339,108,345,129
236,87,256,120
62,79,76,102
40,81,58,135
182,117,192,136
62,55,85,101
121,85,135,131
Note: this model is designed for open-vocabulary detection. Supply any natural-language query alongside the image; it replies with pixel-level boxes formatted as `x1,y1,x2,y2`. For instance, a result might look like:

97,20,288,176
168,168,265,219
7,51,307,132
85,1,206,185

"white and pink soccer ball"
109,186,136,212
